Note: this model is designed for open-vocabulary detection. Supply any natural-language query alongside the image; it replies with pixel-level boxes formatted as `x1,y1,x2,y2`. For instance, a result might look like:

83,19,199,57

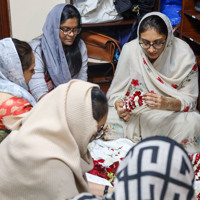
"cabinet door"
180,0,200,65
0,0,11,39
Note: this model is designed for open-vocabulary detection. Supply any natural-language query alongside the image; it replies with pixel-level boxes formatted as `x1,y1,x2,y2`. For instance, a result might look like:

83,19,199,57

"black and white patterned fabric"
113,136,194,200
71,136,195,200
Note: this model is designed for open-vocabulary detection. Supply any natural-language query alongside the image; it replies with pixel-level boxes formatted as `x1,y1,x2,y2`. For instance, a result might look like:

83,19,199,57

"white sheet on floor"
86,173,113,187
86,138,135,186
88,138,135,167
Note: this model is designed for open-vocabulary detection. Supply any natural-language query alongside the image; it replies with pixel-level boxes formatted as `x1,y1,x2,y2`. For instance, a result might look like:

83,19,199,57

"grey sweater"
28,36,88,101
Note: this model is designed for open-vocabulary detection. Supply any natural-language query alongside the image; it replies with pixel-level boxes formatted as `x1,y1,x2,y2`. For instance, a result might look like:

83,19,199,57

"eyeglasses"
60,27,81,35
139,40,166,50
95,125,105,140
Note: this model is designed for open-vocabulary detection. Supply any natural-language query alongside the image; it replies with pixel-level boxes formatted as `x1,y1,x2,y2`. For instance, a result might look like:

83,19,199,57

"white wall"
9,0,68,42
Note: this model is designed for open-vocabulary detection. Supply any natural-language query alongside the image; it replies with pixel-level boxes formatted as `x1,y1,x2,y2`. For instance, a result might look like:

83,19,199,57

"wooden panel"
153,0,161,11
0,0,11,39
197,55,200,65
87,63,114,94
180,0,200,68
82,19,135,28
182,32,200,46
184,10,200,20
182,15,200,33
182,0,195,10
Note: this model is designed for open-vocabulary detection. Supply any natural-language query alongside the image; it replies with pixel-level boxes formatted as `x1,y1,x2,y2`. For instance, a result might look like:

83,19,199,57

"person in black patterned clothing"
71,136,195,200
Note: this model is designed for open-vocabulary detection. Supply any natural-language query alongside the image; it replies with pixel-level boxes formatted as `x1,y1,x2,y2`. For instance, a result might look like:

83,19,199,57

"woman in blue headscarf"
29,3,88,101
0,38,36,142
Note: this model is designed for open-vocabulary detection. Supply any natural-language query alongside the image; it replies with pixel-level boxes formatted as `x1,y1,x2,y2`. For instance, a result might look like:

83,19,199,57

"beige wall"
9,0,68,42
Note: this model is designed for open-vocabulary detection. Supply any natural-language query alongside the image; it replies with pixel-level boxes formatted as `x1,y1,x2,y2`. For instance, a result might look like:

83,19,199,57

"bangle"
103,185,109,196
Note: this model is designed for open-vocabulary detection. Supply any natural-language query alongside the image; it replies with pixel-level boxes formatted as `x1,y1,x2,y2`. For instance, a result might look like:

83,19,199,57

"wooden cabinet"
179,0,200,66
0,0,11,39
179,0,200,110
80,20,136,94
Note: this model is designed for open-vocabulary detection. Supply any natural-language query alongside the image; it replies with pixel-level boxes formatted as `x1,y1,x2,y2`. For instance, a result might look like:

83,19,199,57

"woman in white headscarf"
105,12,200,154
71,136,195,200
29,3,88,101
0,38,36,142
0,80,108,200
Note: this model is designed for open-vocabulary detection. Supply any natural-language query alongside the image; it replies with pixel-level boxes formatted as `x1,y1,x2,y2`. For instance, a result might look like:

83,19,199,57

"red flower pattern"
172,84,178,89
192,64,198,71
184,106,189,112
150,90,156,94
124,91,143,112
181,139,189,144
131,79,139,87
126,92,130,96
189,153,200,199
143,58,147,65
189,153,200,181
157,77,164,84
89,159,120,185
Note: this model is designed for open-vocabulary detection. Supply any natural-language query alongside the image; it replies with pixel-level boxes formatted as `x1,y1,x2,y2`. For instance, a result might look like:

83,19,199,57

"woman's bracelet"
103,185,109,196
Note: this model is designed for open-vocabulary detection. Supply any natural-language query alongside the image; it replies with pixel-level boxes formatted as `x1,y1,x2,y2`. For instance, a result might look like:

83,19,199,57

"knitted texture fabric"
0,80,98,200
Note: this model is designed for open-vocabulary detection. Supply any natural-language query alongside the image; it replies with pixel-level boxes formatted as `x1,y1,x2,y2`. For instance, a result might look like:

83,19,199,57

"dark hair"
139,15,168,38
60,4,82,77
91,87,108,122
12,38,33,71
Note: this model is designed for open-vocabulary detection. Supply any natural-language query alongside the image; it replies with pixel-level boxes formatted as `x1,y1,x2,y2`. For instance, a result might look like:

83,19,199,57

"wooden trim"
153,0,160,11
0,0,11,39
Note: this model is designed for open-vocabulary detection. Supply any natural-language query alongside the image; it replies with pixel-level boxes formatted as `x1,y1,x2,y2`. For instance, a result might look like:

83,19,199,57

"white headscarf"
107,12,198,112
0,38,36,105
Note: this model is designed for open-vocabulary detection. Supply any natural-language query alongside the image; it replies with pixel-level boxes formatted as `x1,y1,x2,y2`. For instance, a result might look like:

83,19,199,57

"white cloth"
73,0,123,24
106,12,200,154
88,138,134,166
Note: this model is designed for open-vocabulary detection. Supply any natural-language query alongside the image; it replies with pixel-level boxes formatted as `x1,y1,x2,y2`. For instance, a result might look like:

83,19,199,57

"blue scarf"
41,3,72,87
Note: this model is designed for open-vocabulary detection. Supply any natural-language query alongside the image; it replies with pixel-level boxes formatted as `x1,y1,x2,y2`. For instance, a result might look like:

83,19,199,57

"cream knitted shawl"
0,80,98,200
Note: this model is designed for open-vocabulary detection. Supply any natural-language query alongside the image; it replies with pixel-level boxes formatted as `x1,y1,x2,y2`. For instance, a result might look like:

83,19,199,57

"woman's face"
140,28,167,62
89,111,108,142
59,17,79,46
23,53,35,85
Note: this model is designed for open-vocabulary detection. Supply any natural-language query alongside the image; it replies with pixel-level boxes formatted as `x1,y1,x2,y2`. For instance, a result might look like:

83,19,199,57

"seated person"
29,3,88,101
0,80,111,199
72,136,195,200
0,38,36,142
105,12,200,154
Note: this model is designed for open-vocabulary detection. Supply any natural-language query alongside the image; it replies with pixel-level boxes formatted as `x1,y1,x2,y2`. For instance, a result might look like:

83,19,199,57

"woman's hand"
143,93,181,111
88,181,113,198
115,100,131,122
